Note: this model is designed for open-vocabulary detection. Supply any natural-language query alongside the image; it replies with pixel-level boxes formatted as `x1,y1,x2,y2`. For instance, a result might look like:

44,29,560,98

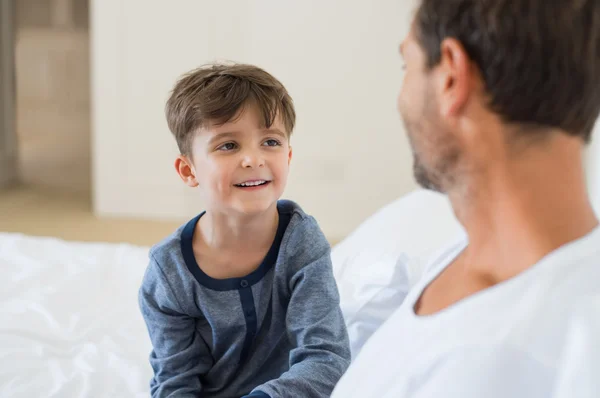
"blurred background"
1,0,599,246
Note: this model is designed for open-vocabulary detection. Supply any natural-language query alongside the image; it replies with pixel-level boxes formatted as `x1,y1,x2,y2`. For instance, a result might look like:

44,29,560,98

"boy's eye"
217,142,237,151
263,139,281,147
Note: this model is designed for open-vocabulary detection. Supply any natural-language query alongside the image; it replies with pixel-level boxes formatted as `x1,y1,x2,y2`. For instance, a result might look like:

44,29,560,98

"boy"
138,63,351,398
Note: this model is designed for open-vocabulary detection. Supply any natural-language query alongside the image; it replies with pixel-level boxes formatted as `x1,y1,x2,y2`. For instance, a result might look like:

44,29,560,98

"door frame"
0,0,17,188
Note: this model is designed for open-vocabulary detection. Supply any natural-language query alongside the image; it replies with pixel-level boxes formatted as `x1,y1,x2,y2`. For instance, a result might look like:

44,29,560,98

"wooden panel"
0,0,18,188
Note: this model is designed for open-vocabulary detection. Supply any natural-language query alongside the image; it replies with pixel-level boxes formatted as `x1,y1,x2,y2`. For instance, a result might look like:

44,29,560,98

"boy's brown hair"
165,63,296,156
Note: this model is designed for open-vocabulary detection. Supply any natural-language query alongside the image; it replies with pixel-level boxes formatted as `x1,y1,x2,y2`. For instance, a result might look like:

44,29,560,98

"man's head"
398,0,600,192
166,63,296,215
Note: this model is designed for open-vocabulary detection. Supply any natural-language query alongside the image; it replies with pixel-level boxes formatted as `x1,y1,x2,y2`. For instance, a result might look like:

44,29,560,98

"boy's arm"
248,217,351,398
139,255,212,397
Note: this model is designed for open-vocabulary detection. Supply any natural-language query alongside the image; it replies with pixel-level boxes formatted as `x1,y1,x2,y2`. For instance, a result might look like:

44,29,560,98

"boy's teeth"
239,180,266,187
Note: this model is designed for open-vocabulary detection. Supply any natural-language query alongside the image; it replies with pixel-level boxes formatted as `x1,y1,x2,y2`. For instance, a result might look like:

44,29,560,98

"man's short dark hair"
415,0,600,142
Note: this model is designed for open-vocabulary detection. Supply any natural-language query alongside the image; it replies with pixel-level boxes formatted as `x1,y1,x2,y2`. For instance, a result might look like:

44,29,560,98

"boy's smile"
234,179,272,189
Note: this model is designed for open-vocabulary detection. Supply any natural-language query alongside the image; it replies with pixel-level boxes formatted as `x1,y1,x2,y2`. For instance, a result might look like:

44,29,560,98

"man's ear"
288,146,293,166
175,155,199,187
437,37,472,118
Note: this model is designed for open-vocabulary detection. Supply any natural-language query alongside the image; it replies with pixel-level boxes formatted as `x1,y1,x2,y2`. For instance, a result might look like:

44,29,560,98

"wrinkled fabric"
0,233,152,398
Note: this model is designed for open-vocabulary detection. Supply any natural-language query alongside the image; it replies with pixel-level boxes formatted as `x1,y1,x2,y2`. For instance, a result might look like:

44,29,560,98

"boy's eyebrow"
207,131,237,145
207,129,286,145
263,128,286,138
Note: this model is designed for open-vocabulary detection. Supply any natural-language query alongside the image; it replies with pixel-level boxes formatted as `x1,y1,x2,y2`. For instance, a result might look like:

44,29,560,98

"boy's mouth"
234,180,271,188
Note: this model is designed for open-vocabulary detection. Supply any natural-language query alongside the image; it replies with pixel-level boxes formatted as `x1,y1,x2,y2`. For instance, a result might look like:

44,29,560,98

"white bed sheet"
0,232,153,398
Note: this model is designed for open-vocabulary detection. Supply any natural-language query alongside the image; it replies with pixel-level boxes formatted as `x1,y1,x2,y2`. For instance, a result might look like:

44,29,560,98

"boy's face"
176,103,292,216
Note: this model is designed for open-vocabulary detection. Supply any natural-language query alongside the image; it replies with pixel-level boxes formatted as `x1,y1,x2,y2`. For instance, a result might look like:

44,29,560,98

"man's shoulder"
532,228,600,310
500,233,600,364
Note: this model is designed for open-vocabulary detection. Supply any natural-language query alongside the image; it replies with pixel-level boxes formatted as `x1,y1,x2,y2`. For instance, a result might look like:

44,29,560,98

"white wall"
91,0,417,241
587,121,600,216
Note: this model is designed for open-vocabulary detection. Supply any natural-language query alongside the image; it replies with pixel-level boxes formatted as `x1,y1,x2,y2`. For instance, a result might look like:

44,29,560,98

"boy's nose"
241,152,265,168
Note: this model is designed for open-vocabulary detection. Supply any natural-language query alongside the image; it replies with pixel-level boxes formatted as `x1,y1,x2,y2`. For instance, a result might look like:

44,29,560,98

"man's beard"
404,118,460,193
413,151,444,192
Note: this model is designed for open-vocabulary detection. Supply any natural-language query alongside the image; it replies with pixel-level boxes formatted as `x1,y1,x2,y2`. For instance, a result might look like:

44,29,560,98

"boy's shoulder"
278,199,330,263
277,198,309,221
148,218,192,266
278,199,323,237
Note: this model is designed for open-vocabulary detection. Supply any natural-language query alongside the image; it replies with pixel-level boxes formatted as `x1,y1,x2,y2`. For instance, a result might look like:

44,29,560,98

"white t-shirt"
331,227,600,398
552,295,600,398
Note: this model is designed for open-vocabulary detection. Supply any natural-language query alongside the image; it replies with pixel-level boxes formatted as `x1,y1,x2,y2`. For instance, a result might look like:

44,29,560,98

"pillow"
331,189,464,358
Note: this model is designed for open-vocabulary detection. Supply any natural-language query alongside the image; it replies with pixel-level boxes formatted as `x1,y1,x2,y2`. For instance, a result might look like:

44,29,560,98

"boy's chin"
229,198,279,216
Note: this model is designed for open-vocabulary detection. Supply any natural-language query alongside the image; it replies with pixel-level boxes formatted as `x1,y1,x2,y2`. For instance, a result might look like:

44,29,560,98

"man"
332,0,600,396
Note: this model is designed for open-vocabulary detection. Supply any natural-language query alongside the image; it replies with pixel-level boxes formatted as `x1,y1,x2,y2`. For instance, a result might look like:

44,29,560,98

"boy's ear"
288,146,293,165
175,155,199,187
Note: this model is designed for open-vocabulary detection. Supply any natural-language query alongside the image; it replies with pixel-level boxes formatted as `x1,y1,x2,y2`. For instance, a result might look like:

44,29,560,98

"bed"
0,189,463,397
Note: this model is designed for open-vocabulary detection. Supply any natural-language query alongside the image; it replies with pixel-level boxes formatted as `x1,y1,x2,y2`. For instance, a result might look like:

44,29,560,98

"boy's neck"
197,203,280,254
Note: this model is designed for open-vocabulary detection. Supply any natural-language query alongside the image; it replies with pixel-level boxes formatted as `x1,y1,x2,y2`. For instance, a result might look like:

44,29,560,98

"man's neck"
448,136,598,282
